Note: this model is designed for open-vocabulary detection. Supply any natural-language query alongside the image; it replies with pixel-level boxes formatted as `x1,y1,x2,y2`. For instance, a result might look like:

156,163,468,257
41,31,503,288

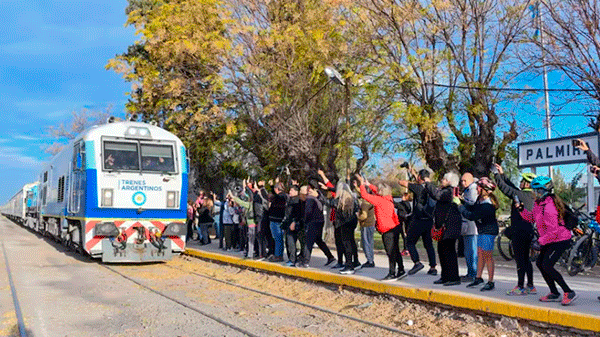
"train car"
2,182,38,225
35,118,188,262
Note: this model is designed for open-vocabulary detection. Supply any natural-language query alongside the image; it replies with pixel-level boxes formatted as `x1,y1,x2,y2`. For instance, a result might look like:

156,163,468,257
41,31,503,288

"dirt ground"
152,255,586,337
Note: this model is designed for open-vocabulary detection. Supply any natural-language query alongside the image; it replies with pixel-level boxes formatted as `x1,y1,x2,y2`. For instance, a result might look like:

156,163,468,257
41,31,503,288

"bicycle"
566,212,600,276
496,226,540,262
496,204,588,264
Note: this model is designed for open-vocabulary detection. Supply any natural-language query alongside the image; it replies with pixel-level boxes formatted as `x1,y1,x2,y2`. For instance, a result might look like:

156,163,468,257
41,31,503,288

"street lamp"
324,66,351,182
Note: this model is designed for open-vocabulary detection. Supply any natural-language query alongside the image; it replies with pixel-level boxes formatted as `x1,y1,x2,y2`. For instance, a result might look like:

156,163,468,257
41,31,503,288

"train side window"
72,142,85,171
43,171,48,182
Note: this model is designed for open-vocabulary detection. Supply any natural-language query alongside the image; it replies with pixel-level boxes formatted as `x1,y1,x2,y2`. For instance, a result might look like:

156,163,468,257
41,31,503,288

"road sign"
518,132,599,168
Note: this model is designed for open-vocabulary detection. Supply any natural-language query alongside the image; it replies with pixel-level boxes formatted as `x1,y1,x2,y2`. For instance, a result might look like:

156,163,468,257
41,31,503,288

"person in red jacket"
355,174,406,281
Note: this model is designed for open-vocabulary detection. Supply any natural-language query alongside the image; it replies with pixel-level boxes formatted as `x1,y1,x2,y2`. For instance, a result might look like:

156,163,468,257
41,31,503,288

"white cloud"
13,134,42,141
0,146,43,169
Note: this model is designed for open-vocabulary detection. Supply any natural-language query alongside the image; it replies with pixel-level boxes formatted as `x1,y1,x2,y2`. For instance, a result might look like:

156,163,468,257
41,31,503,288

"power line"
424,82,594,93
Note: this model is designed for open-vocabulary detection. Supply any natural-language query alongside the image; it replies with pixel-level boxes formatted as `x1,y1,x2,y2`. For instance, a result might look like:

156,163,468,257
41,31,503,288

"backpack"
422,194,436,220
561,205,579,230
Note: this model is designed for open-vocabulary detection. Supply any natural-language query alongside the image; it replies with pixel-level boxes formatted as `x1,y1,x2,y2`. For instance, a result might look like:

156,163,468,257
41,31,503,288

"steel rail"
101,264,260,337
165,263,425,337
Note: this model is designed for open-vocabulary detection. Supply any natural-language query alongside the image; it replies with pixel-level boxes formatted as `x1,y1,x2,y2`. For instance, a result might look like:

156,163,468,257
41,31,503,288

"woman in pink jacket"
518,176,576,306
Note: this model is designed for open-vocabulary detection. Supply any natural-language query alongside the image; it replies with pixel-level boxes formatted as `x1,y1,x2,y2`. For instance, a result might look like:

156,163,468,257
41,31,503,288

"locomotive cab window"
103,141,139,171
141,144,175,173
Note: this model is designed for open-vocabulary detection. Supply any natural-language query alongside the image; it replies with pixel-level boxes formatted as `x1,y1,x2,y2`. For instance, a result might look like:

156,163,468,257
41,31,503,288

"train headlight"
101,188,114,207
162,222,185,236
166,191,178,208
125,127,152,139
94,222,119,237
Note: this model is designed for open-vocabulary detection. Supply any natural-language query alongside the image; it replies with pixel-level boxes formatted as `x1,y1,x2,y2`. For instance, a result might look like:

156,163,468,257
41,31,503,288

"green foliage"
554,169,586,206
109,0,545,191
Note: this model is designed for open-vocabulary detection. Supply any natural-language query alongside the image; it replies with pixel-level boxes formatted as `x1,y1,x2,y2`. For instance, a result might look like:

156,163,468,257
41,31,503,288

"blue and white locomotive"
3,117,189,262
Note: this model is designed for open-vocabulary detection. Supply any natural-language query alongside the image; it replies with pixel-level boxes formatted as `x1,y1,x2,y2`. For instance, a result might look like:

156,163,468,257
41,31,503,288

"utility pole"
537,2,553,179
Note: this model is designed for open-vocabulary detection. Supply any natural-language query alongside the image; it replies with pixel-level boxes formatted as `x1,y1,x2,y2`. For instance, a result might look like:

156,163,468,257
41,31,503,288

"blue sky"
0,1,133,203
0,1,596,205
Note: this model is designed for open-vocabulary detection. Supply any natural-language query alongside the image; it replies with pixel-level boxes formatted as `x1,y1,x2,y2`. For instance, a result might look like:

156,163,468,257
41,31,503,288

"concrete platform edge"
184,248,600,333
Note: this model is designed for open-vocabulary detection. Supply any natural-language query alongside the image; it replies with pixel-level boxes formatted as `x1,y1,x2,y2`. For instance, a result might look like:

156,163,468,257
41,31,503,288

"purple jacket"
520,196,571,246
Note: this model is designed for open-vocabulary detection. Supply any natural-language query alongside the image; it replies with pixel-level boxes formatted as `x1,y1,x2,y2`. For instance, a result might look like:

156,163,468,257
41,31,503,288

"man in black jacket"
399,169,438,276
299,185,335,267
282,185,302,266
252,180,270,259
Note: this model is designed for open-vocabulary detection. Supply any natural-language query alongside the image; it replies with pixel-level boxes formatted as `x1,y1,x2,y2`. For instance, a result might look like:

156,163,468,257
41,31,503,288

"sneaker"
460,275,475,283
330,263,344,269
427,268,438,276
561,292,577,306
444,280,461,286
396,270,407,281
381,273,399,282
340,266,355,274
361,262,375,268
270,256,283,262
466,277,484,288
401,249,410,256
285,260,295,267
539,293,561,302
433,278,445,284
507,286,527,296
408,263,424,275
324,257,336,266
256,256,267,261
481,281,495,291
352,261,362,269
525,285,537,294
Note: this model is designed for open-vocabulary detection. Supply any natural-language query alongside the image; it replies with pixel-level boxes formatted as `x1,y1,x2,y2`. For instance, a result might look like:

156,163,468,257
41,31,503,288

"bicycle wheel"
567,234,592,276
496,228,513,261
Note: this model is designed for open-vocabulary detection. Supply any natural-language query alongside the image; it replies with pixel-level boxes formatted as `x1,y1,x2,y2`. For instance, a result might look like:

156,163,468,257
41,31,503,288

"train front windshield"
140,144,174,172
103,141,175,173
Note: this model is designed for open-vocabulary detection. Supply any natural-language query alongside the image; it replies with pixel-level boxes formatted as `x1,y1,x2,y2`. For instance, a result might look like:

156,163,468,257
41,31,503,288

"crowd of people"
185,158,587,306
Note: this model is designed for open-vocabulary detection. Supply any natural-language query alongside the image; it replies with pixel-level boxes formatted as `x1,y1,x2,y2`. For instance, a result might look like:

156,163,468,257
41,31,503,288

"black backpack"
561,205,579,230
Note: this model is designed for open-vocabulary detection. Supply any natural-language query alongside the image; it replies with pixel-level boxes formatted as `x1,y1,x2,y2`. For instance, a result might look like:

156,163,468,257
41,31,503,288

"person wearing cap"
493,164,538,296
518,176,577,306
458,177,500,291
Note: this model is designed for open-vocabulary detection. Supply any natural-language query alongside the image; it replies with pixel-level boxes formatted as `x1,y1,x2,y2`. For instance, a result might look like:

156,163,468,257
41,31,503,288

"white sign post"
518,132,599,213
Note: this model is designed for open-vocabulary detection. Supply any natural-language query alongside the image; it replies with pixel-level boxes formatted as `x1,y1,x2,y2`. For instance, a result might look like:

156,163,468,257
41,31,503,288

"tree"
535,0,600,106
108,0,234,194
45,108,111,155
553,169,586,206
223,0,400,181
356,0,529,176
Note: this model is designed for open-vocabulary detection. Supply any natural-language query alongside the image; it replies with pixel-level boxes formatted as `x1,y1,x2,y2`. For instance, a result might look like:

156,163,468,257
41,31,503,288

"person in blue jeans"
459,177,499,292
358,194,376,268
268,182,288,262
459,173,479,283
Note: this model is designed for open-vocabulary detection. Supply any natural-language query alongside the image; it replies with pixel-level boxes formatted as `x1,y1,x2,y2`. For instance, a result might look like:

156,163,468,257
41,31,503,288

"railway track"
102,261,424,337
